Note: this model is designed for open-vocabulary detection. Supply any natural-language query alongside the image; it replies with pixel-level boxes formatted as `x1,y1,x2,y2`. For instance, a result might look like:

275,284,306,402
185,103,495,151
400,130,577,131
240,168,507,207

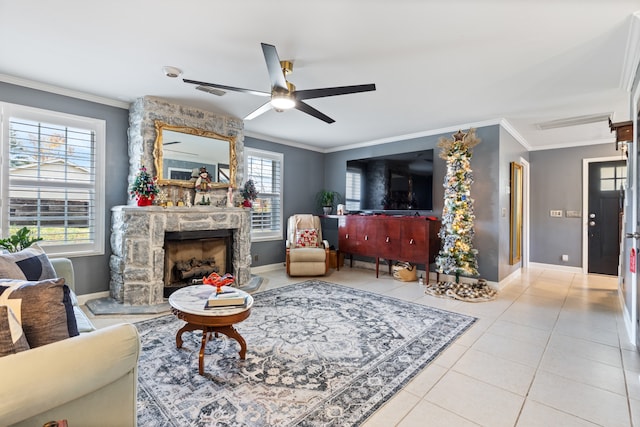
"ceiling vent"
534,113,611,130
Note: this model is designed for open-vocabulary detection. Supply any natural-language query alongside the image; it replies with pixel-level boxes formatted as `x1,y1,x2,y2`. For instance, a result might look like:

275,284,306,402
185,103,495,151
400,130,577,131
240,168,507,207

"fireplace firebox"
163,229,233,297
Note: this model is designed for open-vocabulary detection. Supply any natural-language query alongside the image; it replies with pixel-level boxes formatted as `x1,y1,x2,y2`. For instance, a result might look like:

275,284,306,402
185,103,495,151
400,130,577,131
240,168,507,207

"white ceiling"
1,0,639,152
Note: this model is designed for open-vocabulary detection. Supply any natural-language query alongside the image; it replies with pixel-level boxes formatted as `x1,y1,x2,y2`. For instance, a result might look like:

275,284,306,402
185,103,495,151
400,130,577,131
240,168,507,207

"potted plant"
316,190,340,215
130,165,160,206
0,227,43,253
241,179,258,208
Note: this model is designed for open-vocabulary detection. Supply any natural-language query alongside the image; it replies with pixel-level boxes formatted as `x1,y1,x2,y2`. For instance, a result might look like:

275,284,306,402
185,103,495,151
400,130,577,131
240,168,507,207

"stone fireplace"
107,96,251,307
110,206,251,305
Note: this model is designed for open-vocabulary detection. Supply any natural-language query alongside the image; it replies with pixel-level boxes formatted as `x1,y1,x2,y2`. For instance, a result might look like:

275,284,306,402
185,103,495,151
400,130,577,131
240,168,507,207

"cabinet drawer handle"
409,238,415,245
365,235,368,241
386,236,390,243
345,234,349,239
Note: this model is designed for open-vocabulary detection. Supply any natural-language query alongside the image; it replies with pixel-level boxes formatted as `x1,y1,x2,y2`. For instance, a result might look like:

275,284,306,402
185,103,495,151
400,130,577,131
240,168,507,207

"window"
345,169,362,211
245,148,283,241
600,165,627,191
1,103,106,256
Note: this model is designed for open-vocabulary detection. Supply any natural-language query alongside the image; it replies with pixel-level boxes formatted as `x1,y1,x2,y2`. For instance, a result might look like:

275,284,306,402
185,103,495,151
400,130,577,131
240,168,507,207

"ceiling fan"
183,43,376,124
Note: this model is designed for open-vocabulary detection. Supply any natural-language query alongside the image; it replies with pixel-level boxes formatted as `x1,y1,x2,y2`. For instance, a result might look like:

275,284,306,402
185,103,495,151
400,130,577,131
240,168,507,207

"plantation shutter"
345,170,362,211
246,149,283,241
8,117,97,248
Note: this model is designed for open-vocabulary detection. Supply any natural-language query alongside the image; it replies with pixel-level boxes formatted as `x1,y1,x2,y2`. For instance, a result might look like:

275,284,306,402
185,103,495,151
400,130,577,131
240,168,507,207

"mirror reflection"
153,121,236,188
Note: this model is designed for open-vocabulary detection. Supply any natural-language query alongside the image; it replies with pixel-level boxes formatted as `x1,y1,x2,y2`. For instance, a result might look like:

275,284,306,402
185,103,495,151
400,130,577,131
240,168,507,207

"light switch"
550,210,563,217
566,211,581,218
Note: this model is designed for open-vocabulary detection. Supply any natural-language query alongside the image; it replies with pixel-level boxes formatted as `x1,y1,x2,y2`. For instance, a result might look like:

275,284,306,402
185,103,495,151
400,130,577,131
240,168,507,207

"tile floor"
83,265,640,426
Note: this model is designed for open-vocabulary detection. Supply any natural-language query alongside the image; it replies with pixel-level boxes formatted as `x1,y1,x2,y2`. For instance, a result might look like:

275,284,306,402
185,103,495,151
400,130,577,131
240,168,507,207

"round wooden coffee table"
168,285,253,375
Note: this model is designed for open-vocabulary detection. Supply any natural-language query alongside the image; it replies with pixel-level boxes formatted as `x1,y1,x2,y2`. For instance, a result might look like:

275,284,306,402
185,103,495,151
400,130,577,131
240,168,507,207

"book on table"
205,289,247,308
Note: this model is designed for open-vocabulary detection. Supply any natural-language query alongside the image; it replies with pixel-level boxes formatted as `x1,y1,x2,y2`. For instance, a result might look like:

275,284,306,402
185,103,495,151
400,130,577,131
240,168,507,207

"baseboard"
620,290,635,345
496,268,522,290
77,290,109,305
528,262,583,274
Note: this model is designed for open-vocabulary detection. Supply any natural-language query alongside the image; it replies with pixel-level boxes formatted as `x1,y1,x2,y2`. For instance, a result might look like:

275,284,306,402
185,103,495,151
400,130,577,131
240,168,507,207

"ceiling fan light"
271,96,296,110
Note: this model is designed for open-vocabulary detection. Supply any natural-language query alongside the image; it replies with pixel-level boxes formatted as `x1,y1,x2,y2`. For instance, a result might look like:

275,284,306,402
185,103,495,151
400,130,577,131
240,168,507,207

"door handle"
589,221,596,227
626,232,640,239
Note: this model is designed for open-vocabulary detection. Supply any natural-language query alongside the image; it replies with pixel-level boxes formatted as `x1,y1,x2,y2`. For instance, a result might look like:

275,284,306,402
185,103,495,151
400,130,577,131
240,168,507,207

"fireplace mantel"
110,206,251,305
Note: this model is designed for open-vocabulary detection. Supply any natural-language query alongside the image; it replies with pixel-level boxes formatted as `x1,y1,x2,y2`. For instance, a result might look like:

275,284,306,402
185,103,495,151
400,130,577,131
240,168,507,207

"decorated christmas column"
427,129,496,302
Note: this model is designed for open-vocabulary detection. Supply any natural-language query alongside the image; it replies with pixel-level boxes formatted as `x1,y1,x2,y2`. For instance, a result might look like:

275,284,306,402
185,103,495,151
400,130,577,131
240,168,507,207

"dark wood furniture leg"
198,330,211,375
175,322,201,349
210,325,247,360
176,322,247,375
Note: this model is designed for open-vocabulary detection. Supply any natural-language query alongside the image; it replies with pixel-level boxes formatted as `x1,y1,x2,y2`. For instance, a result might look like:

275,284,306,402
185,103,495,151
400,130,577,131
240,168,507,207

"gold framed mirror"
153,121,237,188
509,162,523,264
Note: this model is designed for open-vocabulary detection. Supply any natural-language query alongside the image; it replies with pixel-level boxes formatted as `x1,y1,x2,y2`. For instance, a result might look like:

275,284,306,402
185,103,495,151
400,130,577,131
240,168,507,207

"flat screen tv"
346,149,434,212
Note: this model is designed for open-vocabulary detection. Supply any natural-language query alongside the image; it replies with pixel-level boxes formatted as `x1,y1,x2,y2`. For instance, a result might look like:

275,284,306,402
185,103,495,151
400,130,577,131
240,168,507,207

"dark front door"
588,160,626,275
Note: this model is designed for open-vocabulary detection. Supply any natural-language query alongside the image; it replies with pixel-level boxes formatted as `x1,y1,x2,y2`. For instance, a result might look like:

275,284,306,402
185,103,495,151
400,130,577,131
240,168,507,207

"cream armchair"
286,214,330,276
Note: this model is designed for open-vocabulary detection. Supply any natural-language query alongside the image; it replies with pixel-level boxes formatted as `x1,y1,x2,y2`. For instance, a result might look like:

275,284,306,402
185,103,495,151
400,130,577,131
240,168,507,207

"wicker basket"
392,262,417,282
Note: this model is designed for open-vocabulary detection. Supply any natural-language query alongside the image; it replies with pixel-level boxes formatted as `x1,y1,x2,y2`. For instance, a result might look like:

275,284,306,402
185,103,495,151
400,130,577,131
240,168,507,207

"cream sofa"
0,258,141,427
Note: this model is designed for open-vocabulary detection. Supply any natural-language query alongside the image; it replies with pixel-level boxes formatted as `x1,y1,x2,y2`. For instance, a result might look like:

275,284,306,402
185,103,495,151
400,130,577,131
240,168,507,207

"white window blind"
346,169,362,211
245,148,283,241
1,103,105,256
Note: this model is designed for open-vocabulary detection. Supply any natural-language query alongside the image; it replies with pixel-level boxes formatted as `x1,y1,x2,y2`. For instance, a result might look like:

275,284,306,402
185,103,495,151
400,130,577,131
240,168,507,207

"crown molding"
499,119,532,151
323,118,504,153
0,74,131,109
621,12,640,92
243,130,325,153
248,117,538,154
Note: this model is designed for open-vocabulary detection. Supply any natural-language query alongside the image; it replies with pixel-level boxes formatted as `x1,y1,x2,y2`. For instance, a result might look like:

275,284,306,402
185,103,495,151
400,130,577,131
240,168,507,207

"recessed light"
162,66,182,78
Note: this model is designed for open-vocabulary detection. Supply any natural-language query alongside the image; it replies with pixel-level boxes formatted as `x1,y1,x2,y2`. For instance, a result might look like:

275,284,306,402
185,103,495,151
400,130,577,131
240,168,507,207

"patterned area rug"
136,280,476,426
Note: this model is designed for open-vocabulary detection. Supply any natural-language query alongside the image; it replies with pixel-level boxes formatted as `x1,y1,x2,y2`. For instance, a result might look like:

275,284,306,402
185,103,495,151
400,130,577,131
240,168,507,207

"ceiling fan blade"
195,85,226,96
261,43,288,91
244,102,273,120
183,79,270,97
295,101,335,124
294,84,376,101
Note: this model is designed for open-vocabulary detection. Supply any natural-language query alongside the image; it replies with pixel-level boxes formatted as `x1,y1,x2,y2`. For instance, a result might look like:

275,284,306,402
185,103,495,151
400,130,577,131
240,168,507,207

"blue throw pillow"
0,244,56,281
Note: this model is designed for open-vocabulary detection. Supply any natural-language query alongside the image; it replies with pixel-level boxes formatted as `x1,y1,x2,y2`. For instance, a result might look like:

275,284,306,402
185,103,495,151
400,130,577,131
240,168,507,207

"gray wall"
323,125,503,282
5,78,598,290
498,128,529,279
0,82,130,295
244,136,325,267
529,143,619,267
